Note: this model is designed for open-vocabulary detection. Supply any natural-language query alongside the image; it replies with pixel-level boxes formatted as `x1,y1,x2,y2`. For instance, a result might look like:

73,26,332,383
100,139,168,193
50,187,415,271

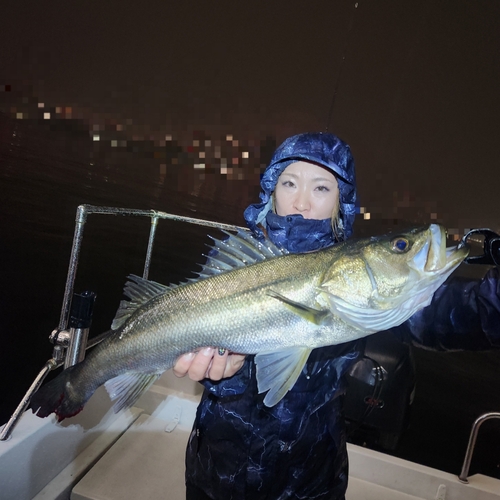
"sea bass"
31,224,468,421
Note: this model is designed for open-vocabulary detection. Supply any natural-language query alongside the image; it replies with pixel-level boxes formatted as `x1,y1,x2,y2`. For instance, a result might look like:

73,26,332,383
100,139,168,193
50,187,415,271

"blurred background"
1,0,499,479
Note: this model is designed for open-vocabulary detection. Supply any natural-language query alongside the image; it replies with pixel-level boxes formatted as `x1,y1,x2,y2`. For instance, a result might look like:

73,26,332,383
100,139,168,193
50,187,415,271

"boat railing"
0,204,245,441
2,205,499,487
458,411,500,483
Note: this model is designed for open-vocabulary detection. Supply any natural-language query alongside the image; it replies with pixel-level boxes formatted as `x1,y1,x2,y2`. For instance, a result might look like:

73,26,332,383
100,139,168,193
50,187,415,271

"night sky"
1,0,500,228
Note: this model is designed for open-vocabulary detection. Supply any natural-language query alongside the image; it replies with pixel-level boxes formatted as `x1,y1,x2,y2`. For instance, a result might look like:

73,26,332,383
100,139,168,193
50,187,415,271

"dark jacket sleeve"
391,267,500,351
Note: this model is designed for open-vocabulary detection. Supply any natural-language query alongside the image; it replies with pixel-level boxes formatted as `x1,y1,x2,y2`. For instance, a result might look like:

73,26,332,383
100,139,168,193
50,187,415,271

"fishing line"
346,355,385,439
325,2,360,132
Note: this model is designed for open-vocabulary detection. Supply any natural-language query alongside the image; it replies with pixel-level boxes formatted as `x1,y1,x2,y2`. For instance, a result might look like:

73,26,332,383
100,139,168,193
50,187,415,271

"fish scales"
107,248,338,360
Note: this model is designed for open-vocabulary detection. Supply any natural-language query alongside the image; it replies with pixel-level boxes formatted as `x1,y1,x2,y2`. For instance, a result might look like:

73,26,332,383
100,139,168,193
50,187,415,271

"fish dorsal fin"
255,347,312,406
197,229,288,279
112,232,285,329
111,275,171,330
104,372,163,413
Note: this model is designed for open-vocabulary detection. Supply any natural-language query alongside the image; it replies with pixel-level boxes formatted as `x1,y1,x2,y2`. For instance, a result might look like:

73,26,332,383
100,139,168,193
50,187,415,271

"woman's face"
274,161,340,220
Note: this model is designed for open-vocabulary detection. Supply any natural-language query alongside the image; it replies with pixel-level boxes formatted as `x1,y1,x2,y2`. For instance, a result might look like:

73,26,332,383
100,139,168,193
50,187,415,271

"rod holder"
65,291,96,369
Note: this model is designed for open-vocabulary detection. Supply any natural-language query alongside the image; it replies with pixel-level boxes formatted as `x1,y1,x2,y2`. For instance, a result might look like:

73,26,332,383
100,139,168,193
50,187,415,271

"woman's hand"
173,348,246,381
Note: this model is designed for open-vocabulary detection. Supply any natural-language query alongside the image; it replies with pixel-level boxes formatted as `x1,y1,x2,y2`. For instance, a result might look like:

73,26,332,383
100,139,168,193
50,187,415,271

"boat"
1,204,499,500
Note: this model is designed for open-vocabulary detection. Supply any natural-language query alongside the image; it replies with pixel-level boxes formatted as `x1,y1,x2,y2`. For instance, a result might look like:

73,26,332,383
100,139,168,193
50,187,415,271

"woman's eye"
391,237,410,253
282,180,295,188
315,185,330,192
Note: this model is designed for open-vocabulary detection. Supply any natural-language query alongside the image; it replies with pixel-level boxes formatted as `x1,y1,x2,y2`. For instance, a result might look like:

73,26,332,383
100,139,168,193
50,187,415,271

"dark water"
1,113,499,480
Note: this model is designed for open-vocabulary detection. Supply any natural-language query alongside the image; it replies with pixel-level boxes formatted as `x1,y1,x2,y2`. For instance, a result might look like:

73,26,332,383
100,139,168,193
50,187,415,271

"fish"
30,223,468,421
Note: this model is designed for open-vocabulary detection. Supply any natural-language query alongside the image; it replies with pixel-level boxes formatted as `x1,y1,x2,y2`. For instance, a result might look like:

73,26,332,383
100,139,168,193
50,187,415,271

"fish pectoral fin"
327,294,416,332
267,290,331,325
104,372,163,413
255,347,312,407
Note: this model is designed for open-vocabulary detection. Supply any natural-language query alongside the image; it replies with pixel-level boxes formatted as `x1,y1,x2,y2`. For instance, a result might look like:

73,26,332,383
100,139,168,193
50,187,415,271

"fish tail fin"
30,365,89,422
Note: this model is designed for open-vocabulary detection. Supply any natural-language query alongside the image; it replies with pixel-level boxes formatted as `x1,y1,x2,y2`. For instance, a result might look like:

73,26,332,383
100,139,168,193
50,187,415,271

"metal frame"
59,204,246,333
458,412,500,483
2,205,498,484
1,204,245,441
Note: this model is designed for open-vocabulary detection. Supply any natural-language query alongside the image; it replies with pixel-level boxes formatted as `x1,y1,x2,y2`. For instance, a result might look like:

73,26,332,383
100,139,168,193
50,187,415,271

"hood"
244,132,357,243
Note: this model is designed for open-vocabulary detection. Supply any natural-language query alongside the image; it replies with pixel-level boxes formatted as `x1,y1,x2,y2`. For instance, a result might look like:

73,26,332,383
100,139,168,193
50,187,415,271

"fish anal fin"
267,290,331,325
104,372,163,413
255,347,312,407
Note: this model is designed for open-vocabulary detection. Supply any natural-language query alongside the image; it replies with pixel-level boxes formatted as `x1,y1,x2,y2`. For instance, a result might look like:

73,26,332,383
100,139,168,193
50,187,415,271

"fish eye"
391,237,410,253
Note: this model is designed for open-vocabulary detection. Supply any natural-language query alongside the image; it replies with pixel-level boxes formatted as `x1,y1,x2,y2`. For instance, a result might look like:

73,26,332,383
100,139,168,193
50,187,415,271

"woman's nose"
294,192,310,212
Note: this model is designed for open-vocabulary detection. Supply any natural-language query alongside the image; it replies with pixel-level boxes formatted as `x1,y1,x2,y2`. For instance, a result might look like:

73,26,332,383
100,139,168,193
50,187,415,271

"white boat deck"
1,373,499,500
71,391,500,500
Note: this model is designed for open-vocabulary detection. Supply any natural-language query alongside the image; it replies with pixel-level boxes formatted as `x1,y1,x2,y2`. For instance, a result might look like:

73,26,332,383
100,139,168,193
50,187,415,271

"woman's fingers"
187,348,215,381
206,348,229,380
173,348,246,381
172,351,196,378
225,354,246,378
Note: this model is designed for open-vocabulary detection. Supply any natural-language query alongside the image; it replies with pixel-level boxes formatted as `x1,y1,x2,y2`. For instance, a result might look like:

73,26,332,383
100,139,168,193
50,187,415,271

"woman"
174,132,500,499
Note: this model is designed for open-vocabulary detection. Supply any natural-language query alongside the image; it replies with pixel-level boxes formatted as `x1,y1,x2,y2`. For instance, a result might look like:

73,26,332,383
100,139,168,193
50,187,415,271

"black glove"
462,228,500,266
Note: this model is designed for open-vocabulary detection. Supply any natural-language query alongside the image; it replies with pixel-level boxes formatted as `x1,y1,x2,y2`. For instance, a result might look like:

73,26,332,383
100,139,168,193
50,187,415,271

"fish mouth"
412,224,469,274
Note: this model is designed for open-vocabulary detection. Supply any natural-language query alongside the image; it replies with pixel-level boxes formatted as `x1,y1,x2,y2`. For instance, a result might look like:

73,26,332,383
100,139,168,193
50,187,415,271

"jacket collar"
265,212,336,253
